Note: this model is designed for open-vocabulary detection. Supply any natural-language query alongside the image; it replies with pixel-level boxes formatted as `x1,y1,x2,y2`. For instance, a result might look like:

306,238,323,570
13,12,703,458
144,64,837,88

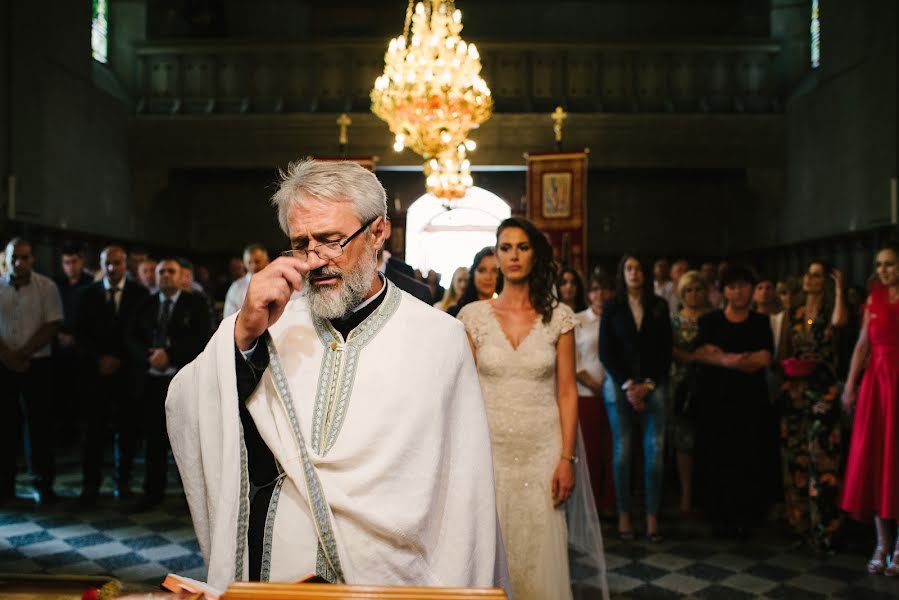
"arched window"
405,187,511,287
92,0,108,63
810,0,820,69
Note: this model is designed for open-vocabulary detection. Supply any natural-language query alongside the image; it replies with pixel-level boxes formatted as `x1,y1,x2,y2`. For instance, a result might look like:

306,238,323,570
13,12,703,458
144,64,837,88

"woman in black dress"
692,264,774,536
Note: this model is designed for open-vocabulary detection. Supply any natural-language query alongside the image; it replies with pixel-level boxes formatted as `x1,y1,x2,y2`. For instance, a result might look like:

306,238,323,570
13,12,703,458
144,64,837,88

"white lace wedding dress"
459,301,608,600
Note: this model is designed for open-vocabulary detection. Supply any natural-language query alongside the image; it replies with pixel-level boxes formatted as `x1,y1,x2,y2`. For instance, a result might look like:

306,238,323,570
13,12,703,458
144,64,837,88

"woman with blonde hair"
434,266,469,312
668,270,708,516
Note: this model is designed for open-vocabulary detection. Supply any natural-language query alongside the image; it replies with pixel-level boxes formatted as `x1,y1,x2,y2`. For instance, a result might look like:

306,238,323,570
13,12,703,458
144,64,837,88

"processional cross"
551,105,567,152
336,113,352,157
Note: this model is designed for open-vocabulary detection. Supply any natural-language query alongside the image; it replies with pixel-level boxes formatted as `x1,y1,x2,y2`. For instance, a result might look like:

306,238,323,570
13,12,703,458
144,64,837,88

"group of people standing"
538,244,899,580
3,155,898,596
0,239,213,510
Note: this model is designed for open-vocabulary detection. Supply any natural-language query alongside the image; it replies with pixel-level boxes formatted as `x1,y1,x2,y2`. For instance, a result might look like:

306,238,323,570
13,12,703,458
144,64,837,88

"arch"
404,187,511,288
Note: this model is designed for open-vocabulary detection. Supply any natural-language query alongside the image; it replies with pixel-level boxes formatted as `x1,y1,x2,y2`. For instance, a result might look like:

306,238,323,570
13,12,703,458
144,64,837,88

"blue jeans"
603,377,666,516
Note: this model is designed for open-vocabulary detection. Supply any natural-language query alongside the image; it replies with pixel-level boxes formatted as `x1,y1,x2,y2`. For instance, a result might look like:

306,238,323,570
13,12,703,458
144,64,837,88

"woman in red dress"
841,242,899,575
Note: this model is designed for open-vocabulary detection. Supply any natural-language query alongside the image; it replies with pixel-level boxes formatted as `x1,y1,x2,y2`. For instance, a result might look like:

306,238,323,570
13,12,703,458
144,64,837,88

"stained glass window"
92,0,108,63
810,0,820,68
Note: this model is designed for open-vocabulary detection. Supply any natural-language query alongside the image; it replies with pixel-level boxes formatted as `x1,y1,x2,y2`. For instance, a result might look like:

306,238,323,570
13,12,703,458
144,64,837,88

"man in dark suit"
76,245,149,504
382,252,433,304
127,257,212,510
374,220,433,304
53,243,93,447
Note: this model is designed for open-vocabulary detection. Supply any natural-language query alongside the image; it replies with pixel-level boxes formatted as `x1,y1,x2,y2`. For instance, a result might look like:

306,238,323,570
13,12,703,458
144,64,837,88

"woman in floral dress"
779,260,847,552
668,270,708,515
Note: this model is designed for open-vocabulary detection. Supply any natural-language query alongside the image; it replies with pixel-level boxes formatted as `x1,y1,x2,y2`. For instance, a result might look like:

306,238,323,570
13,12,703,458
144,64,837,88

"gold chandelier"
371,0,492,199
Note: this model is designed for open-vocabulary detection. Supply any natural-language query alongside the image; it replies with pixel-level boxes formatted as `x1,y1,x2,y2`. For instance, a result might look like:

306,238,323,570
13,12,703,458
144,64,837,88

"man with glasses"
166,160,507,592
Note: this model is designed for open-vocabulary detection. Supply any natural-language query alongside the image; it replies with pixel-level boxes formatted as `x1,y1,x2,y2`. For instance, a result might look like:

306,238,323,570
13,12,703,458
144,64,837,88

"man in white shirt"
0,238,63,504
223,244,270,318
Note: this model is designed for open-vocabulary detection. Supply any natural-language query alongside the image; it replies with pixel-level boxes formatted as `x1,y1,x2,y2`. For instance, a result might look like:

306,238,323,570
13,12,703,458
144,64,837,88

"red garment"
841,283,899,520
578,394,615,515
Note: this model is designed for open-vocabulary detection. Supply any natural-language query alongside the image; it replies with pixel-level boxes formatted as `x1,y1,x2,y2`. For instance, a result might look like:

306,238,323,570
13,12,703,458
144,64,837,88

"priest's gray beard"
305,246,378,319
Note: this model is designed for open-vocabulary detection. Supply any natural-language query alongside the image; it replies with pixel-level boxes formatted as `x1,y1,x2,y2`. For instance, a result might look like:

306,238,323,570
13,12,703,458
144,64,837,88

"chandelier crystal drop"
371,0,492,199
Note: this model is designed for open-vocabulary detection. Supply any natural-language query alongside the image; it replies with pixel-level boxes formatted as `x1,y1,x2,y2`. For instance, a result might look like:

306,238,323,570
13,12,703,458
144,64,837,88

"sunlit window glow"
405,187,511,288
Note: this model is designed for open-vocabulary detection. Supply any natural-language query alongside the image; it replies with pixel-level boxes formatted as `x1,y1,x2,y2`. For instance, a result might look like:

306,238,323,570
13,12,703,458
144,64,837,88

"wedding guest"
53,243,93,446
76,245,149,504
692,265,773,536
559,267,587,313
599,254,672,542
774,278,802,360
779,260,847,553
448,247,500,318
665,259,689,315
425,269,445,304
753,277,779,315
575,271,616,518
653,258,671,298
0,238,63,504
434,267,468,312
668,270,708,515
137,258,158,294
840,243,899,574
459,217,607,600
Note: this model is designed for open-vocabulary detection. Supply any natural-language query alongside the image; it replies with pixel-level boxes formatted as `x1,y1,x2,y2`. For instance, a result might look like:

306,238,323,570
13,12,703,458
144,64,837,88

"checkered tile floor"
0,457,205,589
2,457,899,598
589,528,899,599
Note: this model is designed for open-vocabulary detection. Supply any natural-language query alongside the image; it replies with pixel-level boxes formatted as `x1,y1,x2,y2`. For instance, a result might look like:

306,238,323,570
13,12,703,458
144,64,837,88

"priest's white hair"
271,159,387,235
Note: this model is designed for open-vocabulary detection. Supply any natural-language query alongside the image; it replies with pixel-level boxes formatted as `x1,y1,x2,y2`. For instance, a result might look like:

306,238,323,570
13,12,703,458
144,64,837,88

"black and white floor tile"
2,457,899,598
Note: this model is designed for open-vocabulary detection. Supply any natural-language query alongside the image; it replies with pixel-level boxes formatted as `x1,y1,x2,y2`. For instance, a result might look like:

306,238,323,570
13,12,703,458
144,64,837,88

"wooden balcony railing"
134,39,781,115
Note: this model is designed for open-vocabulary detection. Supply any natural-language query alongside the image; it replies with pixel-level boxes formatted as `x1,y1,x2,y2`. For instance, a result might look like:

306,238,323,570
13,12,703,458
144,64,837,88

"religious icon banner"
525,150,588,273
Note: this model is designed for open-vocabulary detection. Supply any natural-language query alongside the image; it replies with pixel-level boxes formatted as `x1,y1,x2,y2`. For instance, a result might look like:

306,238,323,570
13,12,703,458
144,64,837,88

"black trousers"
0,358,56,494
52,347,87,447
143,373,174,499
81,369,138,492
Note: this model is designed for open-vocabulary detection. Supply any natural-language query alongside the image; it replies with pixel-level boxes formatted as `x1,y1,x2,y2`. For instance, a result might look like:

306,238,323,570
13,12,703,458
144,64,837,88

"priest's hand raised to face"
234,257,308,351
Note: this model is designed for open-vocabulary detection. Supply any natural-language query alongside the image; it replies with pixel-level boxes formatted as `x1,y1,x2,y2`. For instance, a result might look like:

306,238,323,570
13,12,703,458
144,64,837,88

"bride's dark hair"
496,217,558,323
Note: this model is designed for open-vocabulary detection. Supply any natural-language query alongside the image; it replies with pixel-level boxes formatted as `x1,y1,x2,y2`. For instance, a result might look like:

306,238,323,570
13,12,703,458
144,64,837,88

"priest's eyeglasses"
281,218,376,261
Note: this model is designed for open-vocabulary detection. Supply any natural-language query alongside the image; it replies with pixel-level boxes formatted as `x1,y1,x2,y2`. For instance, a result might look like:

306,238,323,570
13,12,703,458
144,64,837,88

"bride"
459,217,608,600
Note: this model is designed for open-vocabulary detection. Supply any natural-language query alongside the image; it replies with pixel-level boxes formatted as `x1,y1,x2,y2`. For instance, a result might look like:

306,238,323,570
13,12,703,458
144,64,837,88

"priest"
166,160,507,592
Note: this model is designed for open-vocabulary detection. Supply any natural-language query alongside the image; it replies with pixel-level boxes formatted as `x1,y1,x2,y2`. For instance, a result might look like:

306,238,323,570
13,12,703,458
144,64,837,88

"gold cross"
336,113,352,146
551,106,568,144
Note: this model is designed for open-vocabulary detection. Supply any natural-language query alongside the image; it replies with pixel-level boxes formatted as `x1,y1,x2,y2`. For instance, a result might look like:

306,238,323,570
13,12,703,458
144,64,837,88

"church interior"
1,0,898,598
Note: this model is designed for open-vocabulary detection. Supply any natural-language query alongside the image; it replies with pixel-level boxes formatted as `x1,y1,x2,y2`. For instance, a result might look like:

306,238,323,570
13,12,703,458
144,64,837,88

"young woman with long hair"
559,267,587,313
447,247,499,317
434,266,468,312
459,217,607,600
779,259,847,553
599,254,672,542
841,243,899,574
